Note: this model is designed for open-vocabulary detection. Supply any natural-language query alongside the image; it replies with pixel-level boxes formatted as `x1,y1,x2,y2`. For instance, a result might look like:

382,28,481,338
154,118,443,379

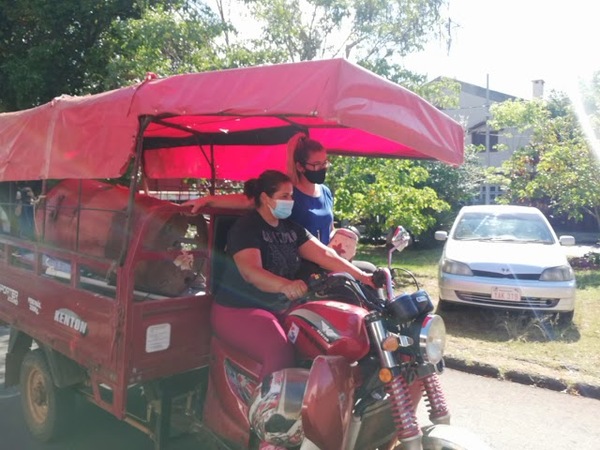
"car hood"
443,240,570,273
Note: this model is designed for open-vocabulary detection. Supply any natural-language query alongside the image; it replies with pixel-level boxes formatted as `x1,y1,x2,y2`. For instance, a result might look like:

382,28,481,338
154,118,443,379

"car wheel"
436,300,456,314
20,349,75,442
554,310,574,326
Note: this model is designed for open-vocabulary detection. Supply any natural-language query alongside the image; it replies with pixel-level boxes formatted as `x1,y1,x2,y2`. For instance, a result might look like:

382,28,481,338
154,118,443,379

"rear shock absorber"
421,372,450,425
385,375,421,444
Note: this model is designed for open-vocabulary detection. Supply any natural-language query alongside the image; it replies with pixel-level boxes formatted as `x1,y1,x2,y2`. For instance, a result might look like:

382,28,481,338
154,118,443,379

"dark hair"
244,170,292,207
293,135,325,165
286,133,325,184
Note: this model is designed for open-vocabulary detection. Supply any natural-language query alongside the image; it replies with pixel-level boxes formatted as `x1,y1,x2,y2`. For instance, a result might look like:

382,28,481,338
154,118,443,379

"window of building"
471,131,499,151
473,184,503,205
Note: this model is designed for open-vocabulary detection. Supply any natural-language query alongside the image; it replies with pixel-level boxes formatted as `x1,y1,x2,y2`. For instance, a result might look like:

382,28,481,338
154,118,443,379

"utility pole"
484,74,491,205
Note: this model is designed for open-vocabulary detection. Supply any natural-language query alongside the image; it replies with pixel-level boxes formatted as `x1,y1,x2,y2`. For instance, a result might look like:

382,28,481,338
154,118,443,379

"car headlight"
419,314,446,365
540,265,574,281
441,258,473,276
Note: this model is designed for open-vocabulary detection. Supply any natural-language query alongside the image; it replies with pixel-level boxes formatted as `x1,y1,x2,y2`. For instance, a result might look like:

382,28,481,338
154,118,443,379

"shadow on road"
0,394,208,450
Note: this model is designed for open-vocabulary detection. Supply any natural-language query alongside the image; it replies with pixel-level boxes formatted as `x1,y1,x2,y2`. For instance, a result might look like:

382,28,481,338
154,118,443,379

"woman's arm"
298,238,373,286
234,248,307,300
183,193,253,214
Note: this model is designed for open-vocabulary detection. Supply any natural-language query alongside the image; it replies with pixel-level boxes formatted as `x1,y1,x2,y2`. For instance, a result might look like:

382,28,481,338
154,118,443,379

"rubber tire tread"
20,349,75,442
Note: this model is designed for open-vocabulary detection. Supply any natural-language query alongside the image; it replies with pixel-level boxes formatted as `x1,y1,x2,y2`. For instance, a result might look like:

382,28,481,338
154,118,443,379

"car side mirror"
559,235,575,246
435,231,448,241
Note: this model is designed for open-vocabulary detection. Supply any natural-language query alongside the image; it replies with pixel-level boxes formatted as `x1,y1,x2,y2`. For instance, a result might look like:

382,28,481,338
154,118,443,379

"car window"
453,212,555,243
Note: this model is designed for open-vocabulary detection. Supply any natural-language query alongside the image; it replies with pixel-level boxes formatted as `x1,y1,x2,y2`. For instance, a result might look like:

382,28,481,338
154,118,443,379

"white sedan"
435,205,576,323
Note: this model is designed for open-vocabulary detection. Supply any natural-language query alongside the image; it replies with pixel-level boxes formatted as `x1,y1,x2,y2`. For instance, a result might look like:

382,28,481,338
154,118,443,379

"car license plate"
491,287,521,302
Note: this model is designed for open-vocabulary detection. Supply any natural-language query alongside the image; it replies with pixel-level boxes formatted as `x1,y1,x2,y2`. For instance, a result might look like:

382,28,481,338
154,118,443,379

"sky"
225,0,598,100
404,0,599,100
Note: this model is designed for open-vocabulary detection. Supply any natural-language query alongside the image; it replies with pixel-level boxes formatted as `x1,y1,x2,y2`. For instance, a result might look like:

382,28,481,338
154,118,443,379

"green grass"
357,244,600,392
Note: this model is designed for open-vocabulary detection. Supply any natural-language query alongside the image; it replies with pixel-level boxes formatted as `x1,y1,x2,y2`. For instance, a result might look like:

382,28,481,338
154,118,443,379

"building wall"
437,79,533,204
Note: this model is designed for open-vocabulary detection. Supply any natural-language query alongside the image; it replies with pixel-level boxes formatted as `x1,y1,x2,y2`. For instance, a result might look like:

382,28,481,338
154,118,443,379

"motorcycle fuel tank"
283,301,370,361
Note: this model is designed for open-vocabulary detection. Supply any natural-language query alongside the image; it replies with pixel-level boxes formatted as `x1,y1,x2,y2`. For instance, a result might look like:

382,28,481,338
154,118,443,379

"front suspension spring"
421,372,450,423
385,375,420,440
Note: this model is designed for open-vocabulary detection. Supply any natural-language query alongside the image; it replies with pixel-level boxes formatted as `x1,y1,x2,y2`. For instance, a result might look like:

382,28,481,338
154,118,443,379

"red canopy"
0,59,464,182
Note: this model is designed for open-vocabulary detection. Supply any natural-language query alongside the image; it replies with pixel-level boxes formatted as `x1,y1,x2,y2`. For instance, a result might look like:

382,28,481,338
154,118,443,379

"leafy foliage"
489,90,600,229
87,3,286,91
569,252,600,270
87,5,227,90
0,0,183,110
327,157,449,238
413,144,484,243
240,0,447,65
580,71,600,139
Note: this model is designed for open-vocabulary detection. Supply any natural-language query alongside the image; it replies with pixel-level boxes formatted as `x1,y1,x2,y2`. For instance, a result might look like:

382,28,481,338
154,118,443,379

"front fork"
421,371,450,425
364,313,451,450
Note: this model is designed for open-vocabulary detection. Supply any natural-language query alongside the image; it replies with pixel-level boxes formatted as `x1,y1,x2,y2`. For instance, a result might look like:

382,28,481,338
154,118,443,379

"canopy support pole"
118,115,152,267
209,143,216,195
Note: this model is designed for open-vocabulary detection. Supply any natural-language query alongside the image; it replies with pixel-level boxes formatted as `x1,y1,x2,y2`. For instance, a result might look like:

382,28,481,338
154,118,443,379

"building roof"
430,76,520,102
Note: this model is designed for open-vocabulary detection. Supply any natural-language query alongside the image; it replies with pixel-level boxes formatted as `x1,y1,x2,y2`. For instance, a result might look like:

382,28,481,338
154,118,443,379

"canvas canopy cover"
0,59,464,182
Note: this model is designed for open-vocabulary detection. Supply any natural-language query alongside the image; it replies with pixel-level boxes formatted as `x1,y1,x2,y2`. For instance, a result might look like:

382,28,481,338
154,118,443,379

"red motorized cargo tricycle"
0,59,487,449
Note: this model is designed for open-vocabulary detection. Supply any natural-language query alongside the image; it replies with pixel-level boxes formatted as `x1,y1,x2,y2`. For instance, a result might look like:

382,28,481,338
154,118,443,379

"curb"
444,356,600,401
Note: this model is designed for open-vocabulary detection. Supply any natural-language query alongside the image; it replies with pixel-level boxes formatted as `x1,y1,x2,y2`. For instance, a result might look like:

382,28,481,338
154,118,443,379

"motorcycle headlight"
441,258,473,276
419,314,446,365
540,265,574,281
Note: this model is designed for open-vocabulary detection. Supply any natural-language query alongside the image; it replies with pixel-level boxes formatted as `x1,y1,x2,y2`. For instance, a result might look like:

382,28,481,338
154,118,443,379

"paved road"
421,369,600,450
2,325,600,450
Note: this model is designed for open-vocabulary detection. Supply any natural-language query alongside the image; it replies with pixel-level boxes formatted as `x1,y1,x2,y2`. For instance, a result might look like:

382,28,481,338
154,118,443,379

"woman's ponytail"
286,132,306,185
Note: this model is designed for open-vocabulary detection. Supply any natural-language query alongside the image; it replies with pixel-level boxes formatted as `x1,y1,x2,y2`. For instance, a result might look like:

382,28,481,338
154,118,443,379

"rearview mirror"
435,231,448,241
388,226,411,252
559,235,575,246
386,226,411,268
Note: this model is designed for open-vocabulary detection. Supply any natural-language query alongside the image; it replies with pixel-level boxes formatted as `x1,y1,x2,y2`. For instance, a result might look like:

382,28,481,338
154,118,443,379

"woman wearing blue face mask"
212,170,373,379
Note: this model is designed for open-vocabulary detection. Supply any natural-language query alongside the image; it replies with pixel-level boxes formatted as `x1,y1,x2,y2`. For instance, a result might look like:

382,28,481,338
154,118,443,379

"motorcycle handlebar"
276,272,360,308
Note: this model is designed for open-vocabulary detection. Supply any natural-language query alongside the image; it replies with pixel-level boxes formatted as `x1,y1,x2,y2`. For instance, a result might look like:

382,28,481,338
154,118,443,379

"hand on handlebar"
281,279,308,301
357,272,375,289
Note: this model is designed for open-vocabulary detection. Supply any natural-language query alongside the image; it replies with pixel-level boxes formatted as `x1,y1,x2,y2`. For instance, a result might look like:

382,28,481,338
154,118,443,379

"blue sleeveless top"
290,185,334,244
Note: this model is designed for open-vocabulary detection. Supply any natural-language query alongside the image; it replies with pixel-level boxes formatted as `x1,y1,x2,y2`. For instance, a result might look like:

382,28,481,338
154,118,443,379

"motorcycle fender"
422,424,492,450
301,355,355,450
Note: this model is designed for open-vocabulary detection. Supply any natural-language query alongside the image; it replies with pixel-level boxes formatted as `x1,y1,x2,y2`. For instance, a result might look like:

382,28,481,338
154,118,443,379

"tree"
326,157,449,239
0,0,287,109
87,5,227,91
489,91,600,230
580,71,600,139
0,0,187,111
416,144,484,217
239,0,446,62
86,3,288,91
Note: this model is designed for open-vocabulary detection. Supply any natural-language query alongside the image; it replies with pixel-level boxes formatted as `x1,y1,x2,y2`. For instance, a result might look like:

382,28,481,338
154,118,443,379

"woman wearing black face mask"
286,133,334,245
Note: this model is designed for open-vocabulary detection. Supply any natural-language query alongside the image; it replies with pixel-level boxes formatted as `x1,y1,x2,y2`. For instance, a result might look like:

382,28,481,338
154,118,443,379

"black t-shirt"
215,211,312,311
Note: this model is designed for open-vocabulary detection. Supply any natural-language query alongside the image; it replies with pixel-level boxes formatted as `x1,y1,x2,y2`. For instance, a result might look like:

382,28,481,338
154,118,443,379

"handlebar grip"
306,273,328,291
372,269,388,288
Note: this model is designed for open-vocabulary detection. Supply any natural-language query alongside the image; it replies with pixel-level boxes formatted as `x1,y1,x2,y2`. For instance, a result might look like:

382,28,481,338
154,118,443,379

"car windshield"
452,212,555,244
